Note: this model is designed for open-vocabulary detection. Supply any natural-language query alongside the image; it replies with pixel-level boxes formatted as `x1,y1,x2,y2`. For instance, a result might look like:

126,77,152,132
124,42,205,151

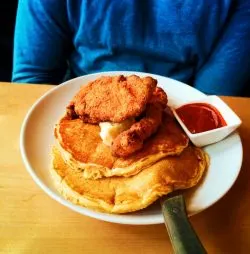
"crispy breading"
68,75,157,123
149,87,168,106
111,89,168,157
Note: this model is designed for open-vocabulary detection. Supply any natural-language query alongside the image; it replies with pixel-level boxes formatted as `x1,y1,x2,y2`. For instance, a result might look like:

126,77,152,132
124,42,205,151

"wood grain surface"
0,82,249,254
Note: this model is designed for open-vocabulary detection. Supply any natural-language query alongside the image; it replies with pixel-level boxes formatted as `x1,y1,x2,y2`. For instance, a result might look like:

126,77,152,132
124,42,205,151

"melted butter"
99,118,135,146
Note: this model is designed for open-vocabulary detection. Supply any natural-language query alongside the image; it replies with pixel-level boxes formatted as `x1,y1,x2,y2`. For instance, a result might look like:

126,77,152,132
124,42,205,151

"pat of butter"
99,118,135,146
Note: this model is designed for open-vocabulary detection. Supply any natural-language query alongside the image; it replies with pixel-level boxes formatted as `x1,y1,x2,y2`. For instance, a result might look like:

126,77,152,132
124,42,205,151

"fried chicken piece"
66,103,78,119
149,87,168,106
111,89,168,158
67,75,157,123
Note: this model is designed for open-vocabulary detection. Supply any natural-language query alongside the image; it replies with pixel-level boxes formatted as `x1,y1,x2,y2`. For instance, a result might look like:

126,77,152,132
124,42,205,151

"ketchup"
176,103,227,134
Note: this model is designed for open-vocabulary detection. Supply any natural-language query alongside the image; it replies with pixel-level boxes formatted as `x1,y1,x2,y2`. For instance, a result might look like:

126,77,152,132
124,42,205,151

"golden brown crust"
55,113,189,179
111,103,163,157
69,75,157,123
111,87,168,157
51,146,208,214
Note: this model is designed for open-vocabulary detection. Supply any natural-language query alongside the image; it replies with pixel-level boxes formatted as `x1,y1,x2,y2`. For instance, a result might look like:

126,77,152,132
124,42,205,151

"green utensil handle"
161,195,207,254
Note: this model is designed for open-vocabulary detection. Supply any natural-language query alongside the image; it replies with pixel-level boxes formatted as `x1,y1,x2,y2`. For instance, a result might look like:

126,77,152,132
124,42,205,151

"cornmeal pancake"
51,146,208,214
55,113,189,179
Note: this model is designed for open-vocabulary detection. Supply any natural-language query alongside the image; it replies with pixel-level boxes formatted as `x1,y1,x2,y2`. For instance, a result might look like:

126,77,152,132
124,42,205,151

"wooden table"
0,82,249,254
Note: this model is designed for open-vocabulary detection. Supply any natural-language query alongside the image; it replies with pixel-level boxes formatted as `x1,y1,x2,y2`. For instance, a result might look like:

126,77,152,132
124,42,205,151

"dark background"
0,1,18,82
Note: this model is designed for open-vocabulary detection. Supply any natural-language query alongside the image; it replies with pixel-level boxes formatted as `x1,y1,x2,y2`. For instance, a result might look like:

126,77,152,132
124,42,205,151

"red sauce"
176,103,227,134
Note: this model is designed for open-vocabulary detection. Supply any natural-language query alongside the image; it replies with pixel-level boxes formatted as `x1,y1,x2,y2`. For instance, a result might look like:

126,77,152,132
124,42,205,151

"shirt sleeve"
194,0,250,96
12,0,72,84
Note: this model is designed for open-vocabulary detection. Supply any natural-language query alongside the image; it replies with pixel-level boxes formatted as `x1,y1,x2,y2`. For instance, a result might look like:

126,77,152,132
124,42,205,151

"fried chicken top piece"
111,88,168,158
68,75,157,123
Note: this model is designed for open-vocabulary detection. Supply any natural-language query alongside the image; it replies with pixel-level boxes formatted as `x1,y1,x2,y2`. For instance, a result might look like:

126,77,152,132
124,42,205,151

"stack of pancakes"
51,75,208,214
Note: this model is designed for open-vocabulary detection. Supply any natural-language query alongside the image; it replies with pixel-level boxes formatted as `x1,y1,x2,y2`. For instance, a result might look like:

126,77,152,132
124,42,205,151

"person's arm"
194,0,250,96
12,0,71,84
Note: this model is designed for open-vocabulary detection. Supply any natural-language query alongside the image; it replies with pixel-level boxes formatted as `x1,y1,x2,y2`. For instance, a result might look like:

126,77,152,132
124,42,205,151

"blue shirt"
13,0,250,96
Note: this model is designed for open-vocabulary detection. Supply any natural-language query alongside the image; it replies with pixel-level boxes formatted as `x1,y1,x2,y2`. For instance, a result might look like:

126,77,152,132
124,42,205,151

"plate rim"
20,71,243,225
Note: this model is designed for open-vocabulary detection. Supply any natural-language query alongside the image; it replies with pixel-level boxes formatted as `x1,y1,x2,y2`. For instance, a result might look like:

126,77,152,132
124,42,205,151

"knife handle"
161,195,207,254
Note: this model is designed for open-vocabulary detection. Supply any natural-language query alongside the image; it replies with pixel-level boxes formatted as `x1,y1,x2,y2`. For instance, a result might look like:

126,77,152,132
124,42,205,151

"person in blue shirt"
12,0,250,96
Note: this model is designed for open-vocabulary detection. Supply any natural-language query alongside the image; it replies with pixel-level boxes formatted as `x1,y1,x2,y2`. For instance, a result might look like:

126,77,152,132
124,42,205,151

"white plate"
20,71,243,225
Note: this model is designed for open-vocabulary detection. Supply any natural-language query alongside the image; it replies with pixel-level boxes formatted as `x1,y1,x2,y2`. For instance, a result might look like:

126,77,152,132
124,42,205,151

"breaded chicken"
67,75,157,123
111,89,168,157
149,87,168,106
